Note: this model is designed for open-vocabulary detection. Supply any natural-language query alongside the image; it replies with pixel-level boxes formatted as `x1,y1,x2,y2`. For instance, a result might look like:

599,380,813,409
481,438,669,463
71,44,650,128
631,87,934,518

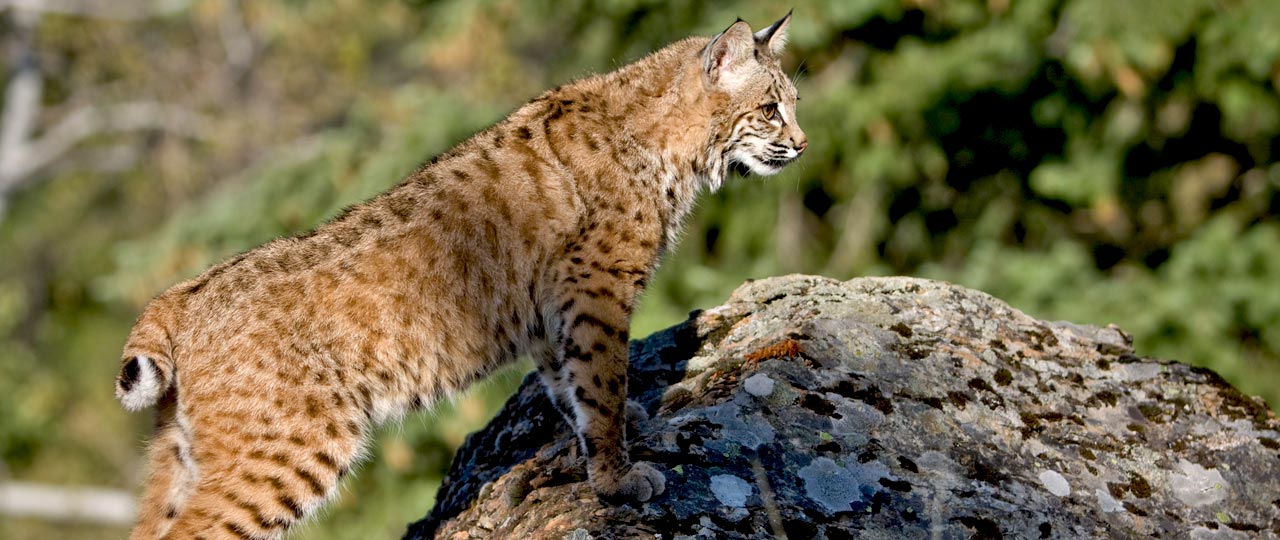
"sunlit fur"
114,14,804,540
705,13,807,182
722,66,803,177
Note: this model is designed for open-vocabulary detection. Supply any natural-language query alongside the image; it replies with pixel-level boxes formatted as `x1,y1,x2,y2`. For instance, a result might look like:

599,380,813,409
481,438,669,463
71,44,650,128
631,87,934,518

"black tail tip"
119,356,141,392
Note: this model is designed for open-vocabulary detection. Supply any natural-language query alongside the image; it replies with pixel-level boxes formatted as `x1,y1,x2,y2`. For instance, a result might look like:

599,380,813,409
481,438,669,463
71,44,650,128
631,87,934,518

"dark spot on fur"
332,227,361,247
277,494,304,519
294,467,325,495
224,522,255,540
315,452,342,476
574,387,604,413
547,101,567,121
566,343,592,363
232,496,280,531
388,196,415,221
572,313,619,337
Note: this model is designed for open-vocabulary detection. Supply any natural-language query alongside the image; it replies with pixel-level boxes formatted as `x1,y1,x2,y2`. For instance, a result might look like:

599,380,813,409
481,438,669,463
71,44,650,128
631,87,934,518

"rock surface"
403,275,1280,540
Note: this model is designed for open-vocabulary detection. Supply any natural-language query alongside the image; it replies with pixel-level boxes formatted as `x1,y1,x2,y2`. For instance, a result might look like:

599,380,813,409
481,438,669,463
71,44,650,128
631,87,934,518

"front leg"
553,262,665,503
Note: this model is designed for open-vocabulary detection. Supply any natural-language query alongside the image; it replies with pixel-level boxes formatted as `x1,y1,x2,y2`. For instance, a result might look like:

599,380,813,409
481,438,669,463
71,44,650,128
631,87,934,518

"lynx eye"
760,103,778,121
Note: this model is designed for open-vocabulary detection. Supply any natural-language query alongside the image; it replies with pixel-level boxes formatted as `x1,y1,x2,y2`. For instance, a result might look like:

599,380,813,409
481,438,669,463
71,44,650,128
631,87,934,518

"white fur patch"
120,356,161,411
368,397,402,424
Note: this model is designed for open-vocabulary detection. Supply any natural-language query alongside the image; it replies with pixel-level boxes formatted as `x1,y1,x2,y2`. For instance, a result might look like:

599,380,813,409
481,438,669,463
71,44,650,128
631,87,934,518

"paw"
598,461,666,503
625,399,650,424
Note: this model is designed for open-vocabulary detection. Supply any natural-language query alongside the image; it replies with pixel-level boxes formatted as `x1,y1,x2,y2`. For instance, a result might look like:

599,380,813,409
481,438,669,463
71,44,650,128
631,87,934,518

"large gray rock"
404,275,1280,540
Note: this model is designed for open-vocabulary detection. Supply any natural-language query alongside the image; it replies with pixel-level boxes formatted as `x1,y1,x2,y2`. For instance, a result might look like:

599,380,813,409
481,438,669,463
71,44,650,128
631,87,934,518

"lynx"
116,13,805,540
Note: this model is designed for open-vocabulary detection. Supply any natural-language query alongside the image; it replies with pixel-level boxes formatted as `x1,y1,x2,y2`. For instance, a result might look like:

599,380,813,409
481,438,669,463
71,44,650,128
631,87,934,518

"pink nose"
796,139,808,153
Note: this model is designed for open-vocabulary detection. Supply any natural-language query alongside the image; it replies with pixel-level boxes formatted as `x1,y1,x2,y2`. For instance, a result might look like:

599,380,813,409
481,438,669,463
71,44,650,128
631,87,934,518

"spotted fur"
115,13,805,540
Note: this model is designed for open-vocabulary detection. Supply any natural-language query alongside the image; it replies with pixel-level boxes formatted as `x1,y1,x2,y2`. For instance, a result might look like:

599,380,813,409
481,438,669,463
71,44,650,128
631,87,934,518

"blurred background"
1,0,1278,538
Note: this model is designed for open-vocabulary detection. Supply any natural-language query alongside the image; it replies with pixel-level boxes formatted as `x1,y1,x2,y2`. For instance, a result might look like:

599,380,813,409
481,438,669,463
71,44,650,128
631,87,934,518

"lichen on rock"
708,474,752,508
404,276,1280,540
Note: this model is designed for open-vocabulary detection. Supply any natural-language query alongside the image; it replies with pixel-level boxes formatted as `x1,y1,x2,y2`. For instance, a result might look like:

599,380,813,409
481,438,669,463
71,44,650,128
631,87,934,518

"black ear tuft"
753,9,794,55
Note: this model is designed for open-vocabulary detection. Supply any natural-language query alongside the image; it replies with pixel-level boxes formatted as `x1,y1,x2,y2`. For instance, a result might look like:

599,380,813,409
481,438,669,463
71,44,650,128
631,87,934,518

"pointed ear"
703,19,754,88
753,10,792,56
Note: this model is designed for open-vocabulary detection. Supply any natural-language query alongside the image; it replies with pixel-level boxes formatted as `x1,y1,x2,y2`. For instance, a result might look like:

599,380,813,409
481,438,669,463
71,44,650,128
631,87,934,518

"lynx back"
116,13,805,540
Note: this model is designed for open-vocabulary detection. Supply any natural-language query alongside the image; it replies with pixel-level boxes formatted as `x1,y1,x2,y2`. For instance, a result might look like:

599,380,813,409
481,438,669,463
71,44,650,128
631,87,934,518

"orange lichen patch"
745,339,804,365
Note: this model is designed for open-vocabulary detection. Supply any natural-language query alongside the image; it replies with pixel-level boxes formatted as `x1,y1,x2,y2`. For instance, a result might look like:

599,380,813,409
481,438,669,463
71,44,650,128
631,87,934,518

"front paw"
597,461,666,503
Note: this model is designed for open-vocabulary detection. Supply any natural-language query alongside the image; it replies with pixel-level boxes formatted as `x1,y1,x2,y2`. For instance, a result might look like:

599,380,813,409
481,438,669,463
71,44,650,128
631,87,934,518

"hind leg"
159,407,365,539
531,340,576,423
130,401,195,540
160,447,354,540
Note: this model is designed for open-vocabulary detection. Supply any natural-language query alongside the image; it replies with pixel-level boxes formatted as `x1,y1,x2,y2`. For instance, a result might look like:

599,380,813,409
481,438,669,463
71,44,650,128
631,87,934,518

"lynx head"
702,11,807,178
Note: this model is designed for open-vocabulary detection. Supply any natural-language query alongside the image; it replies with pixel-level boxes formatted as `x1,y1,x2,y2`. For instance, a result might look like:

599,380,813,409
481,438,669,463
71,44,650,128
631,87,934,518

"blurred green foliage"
2,0,1279,538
